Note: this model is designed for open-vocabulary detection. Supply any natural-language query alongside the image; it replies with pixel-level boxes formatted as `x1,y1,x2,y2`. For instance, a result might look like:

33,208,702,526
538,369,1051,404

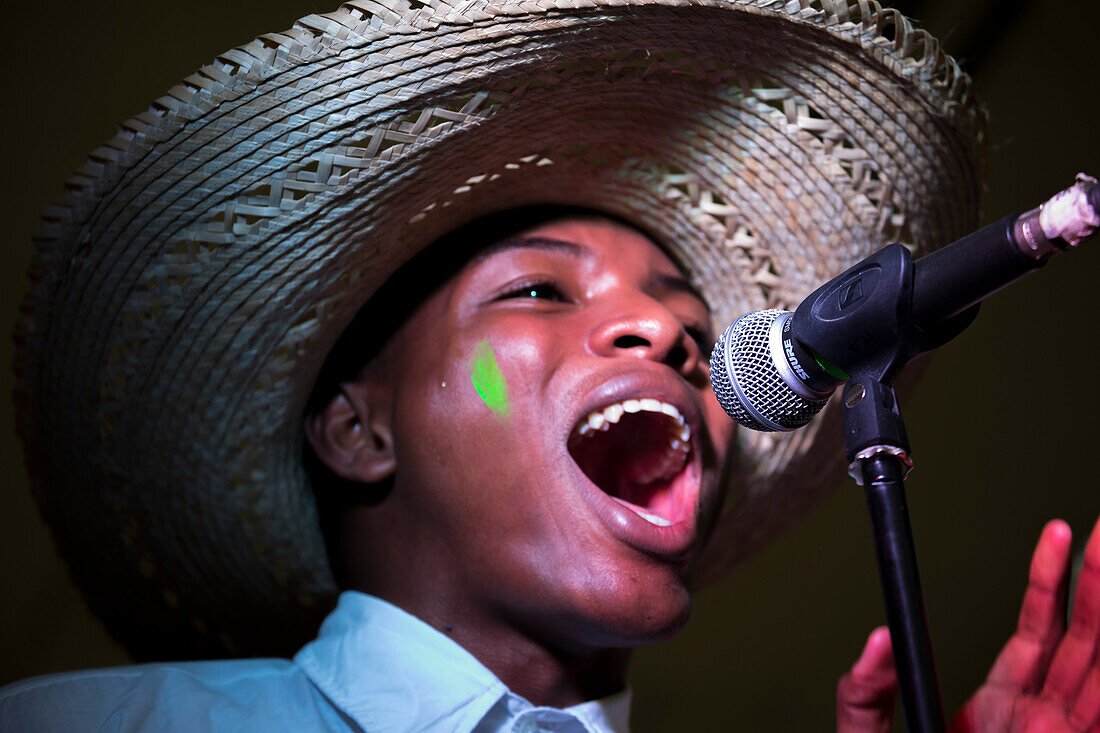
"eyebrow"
473,234,710,311
472,235,593,263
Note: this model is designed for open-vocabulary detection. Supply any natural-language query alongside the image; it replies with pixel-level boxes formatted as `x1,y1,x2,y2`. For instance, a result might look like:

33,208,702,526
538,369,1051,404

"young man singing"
4,0,1098,729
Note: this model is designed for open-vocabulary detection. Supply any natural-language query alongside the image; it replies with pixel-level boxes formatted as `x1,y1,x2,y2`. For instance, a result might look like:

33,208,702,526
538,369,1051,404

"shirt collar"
473,687,632,733
294,591,631,732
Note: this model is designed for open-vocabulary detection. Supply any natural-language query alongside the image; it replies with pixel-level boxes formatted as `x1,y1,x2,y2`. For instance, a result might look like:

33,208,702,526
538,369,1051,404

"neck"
445,614,632,707
364,584,632,707
338,503,646,708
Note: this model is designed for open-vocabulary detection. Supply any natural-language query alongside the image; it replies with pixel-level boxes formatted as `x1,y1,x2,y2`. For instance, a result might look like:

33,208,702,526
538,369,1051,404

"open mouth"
568,398,695,527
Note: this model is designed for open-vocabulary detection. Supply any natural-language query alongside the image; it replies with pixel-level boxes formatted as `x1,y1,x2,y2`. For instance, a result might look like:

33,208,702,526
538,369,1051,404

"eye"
497,280,569,303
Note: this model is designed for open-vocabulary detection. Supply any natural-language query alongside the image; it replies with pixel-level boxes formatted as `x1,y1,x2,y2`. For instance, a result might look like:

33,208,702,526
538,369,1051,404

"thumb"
838,626,898,733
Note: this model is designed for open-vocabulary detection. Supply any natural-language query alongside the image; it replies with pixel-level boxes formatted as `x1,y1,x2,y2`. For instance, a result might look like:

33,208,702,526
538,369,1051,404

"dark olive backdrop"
2,1,1097,729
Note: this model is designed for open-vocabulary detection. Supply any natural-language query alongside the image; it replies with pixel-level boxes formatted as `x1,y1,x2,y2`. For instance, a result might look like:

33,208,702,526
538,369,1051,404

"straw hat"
15,0,984,659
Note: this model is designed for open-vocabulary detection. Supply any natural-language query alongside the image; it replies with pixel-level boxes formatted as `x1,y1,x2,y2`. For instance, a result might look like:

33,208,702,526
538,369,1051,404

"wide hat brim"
17,0,983,658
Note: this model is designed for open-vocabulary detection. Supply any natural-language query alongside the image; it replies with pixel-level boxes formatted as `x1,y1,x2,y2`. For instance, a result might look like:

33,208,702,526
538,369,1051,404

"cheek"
456,319,565,421
468,339,511,417
402,325,557,469
394,334,568,552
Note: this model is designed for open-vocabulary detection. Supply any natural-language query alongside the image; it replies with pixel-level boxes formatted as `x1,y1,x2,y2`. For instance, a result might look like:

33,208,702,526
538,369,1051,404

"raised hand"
950,517,1100,731
837,517,1100,732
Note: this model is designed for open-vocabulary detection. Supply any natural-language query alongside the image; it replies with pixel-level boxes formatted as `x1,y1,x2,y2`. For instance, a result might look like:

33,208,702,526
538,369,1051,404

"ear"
305,377,396,485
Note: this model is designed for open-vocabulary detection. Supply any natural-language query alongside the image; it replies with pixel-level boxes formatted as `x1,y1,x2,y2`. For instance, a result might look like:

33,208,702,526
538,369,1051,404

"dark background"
1,0,1097,728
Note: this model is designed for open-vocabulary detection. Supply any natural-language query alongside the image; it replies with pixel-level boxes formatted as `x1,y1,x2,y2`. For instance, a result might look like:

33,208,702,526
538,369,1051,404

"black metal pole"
860,454,944,733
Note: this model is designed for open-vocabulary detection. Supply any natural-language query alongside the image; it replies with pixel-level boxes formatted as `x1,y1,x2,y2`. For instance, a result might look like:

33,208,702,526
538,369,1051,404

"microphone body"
710,175,1100,432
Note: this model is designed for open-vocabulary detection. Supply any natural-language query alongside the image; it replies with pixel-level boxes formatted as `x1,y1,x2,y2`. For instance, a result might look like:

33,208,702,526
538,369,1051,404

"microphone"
710,173,1100,432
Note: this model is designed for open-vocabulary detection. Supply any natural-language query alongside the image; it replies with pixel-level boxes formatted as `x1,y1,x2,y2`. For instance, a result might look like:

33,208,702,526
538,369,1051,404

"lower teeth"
637,509,673,526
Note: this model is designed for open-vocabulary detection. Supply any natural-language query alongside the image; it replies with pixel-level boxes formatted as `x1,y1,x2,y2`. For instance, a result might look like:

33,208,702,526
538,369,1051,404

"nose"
587,293,702,377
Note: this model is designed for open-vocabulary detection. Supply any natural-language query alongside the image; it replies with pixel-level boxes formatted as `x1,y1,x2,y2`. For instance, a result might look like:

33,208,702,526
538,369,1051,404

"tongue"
616,472,682,523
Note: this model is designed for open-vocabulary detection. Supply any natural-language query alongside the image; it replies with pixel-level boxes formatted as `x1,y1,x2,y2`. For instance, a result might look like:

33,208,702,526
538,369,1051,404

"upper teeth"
576,399,692,445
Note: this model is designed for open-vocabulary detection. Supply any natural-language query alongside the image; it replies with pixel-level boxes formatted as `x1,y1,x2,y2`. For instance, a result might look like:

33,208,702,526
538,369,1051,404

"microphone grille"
709,309,827,432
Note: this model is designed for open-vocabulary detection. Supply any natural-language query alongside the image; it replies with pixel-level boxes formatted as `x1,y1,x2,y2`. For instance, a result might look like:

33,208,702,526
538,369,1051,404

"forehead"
493,216,675,266
469,216,707,306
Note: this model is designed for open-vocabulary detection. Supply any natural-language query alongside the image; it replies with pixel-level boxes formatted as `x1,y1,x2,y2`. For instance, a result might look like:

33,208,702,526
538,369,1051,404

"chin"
567,562,696,650
607,597,693,649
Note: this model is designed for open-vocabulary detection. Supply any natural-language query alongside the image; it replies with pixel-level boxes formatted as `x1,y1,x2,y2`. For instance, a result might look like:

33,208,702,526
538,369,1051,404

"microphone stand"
792,243,980,731
785,175,1098,730
843,378,943,733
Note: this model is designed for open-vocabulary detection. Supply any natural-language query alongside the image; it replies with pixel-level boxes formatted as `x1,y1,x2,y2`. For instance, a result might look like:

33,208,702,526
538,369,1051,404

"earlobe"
305,381,396,484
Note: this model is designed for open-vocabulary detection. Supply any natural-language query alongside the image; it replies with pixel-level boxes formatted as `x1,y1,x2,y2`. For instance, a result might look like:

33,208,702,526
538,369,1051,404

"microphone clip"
790,242,978,461
792,242,978,389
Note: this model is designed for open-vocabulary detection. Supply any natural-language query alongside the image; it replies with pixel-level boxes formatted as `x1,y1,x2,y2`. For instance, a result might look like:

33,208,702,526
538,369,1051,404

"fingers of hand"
987,519,1073,691
1068,661,1100,730
1042,516,1100,705
837,627,897,733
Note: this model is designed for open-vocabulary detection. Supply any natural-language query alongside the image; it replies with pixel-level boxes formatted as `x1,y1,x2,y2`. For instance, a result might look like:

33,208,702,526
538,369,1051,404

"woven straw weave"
16,0,983,658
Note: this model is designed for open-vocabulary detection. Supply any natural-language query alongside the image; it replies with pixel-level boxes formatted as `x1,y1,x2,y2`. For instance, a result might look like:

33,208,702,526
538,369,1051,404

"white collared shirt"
0,591,631,732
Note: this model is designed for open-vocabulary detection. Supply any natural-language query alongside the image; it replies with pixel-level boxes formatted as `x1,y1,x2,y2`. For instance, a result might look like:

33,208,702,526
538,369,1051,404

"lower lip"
574,459,702,559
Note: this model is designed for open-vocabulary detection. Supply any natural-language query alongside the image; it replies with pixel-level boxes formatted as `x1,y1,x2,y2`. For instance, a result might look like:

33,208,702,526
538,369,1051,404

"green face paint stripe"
470,339,510,416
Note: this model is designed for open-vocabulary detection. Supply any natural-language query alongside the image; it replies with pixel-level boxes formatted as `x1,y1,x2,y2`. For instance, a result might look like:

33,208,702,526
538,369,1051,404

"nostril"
666,344,688,368
613,335,650,349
